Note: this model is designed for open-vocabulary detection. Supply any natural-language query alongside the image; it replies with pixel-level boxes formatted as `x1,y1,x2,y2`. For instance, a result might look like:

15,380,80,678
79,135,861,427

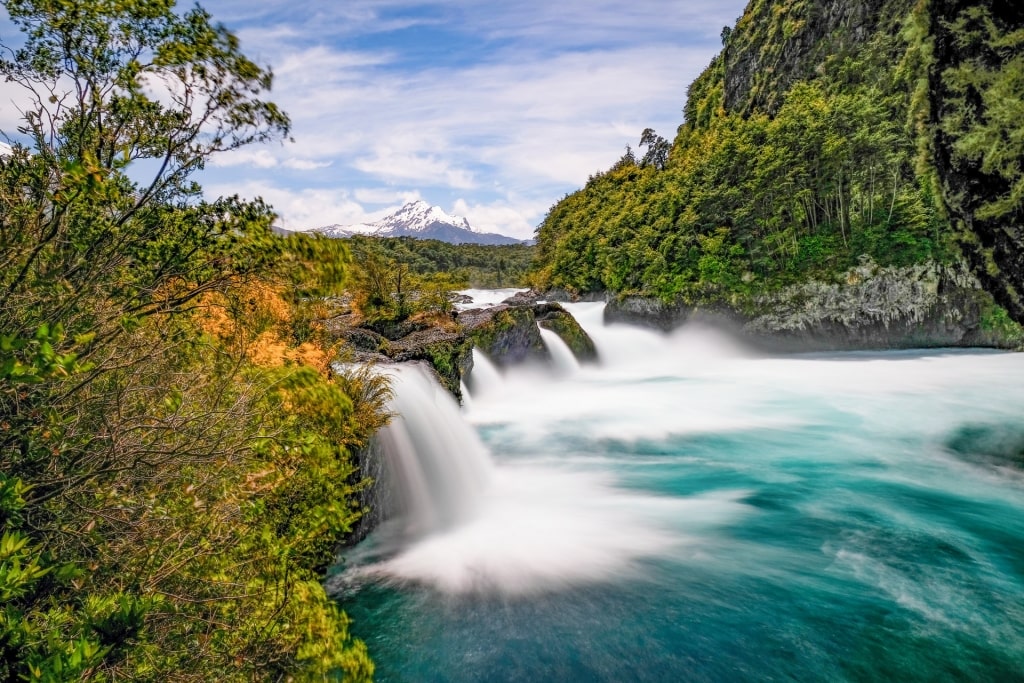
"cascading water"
373,363,492,537
538,325,580,375
466,348,504,398
335,300,1024,682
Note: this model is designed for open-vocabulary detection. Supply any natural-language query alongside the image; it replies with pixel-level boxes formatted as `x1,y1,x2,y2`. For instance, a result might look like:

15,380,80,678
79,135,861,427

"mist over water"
331,301,1024,681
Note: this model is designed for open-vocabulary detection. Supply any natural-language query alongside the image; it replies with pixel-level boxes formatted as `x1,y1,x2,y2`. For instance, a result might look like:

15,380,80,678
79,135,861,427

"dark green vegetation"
347,235,534,290
930,0,1024,323
0,1,379,679
534,0,1024,323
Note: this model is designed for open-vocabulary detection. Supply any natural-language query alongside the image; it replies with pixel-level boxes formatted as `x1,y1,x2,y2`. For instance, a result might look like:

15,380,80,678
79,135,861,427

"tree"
0,1,376,679
639,127,670,170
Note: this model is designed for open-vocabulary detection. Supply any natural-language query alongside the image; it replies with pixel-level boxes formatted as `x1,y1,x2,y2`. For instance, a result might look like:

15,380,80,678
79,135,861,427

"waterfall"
468,348,504,397
346,351,680,594
538,326,580,375
562,301,752,373
377,363,494,537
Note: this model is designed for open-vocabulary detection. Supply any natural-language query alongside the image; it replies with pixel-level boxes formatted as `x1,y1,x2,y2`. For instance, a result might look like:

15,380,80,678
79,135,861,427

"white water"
538,325,580,375
340,301,1024,681
345,302,1024,598
455,288,528,311
374,364,493,536
467,348,504,398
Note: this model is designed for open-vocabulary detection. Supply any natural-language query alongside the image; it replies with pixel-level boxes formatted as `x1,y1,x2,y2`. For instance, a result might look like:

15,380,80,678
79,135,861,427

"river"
328,301,1024,682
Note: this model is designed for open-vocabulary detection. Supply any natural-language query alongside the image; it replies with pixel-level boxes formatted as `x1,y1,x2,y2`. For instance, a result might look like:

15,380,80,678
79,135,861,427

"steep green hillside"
929,0,1024,322
534,0,1023,326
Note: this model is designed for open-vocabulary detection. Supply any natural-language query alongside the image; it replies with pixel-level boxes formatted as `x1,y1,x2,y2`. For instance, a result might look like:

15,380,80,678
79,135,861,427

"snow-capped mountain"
316,200,523,245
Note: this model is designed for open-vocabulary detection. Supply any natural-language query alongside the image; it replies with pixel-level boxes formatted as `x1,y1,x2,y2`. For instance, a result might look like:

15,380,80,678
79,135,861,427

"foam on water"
353,469,752,595
455,288,528,311
538,326,580,376
345,321,761,594
338,299,1024,680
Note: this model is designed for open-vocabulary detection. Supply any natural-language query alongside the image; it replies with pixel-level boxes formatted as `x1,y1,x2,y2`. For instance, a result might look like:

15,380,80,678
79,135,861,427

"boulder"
460,304,549,367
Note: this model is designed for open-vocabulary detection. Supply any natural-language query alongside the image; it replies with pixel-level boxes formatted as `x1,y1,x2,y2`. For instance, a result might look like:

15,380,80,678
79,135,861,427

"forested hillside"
0,1,377,679
345,236,534,289
533,0,1023,324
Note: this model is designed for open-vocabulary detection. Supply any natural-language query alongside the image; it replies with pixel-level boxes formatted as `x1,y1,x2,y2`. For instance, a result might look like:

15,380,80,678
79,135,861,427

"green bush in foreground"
0,0,381,679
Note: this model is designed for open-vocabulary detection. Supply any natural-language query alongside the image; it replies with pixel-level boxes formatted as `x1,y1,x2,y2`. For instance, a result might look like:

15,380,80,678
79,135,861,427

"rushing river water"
328,302,1024,682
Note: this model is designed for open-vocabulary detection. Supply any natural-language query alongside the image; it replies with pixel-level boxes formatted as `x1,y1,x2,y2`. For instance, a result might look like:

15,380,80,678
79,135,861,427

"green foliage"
346,235,535,289
347,238,476,325
0,0,378,679
533,3,958,304
980,301,1024,347
941,6,1024,221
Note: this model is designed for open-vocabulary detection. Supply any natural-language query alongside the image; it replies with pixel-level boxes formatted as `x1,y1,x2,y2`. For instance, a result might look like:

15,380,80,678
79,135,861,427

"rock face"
535,304,598,362
605,259,1023,351
744,260,1017,350
387,328,473,398
329,299,598,403
458,301,599,367
603,296,695,332
460,304,549,367
928,0,1024,325
723,0,899,116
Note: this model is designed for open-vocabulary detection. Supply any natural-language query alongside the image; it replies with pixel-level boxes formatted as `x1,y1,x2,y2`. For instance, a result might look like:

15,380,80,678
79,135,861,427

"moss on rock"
535,305,598,362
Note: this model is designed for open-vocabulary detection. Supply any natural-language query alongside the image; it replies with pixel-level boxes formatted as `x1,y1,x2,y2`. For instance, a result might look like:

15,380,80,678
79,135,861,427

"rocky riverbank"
327,293,597,402
590,259,1023,351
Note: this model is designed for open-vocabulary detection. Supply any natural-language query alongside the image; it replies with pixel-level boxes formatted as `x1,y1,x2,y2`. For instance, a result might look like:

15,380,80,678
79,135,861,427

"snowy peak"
315,201,523,246
382,200,472,234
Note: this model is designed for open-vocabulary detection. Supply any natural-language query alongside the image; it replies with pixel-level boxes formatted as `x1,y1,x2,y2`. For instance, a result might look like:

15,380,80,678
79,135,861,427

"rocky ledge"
330,295,597,402
602,259,1023,351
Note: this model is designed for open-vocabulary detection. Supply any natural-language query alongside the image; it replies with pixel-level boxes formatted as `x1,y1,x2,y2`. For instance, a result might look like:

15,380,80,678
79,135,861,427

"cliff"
534,0,1024,339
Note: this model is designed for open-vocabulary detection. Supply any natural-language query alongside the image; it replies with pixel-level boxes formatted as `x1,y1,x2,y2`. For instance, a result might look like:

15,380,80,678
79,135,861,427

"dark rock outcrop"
535,304,598,362
604,297,694,332
329,299,598,403
387,327,473,399
460,304,549,367
603,259,1023,351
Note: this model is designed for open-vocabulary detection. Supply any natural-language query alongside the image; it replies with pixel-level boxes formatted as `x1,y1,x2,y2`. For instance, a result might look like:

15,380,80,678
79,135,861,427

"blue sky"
2,1,750,238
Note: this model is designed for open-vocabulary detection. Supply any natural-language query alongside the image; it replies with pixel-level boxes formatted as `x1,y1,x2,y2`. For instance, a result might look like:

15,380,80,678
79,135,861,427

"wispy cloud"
186,1,748,235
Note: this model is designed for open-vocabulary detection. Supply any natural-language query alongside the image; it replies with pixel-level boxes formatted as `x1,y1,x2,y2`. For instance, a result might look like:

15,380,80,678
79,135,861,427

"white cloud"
451,198,547,240
212,148,280,169
353,148,476,189
204,181,392,231
354,187,423,205
211,148,332,171
283,158,333,170
192,0,747,235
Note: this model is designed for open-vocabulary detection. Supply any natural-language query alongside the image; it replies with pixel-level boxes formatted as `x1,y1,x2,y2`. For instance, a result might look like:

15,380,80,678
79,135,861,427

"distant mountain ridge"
316,200,524,245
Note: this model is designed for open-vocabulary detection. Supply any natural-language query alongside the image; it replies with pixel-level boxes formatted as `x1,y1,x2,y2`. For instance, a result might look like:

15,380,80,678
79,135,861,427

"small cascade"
377,364,494,537
459,379,474,410
538,326,580,375
468,348,504,397
562,301,751,373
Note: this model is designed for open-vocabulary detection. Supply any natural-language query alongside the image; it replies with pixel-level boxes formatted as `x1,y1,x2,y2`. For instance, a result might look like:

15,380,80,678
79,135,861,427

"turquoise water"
331,306,1024,682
